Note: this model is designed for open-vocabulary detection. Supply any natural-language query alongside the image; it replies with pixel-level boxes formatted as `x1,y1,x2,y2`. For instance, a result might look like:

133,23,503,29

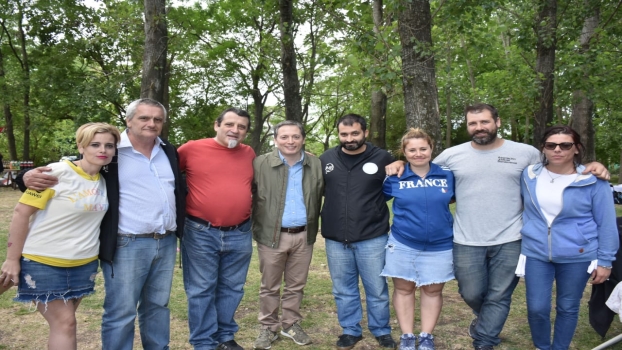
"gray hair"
273,120,305,138
125,98,167,121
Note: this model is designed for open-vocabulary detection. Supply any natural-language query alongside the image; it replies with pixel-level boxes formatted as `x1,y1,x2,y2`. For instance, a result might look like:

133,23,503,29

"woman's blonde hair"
76,122,121,149
400,128,434,154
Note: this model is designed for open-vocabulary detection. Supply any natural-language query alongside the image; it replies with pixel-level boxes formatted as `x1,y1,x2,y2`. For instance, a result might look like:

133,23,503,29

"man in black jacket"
19,98,185,350
320,114,396,350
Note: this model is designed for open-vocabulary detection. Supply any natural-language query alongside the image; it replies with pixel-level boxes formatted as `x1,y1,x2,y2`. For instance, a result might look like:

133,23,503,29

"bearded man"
432,104,540,350
320,114,397,350
178,107,255,350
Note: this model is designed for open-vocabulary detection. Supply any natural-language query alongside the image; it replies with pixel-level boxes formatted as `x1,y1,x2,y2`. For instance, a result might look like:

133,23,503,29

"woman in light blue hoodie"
520,125,618,350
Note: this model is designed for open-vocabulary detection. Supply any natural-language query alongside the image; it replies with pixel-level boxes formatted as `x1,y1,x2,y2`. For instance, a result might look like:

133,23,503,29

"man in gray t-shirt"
434,139,540,246
433,104,538,350
386,104,533,349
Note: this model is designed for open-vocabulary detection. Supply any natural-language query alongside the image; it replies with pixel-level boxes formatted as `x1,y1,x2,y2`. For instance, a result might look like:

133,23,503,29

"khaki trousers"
257,231,314,331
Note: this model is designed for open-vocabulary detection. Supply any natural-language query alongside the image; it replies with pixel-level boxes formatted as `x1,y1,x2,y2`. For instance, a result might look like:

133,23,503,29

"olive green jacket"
252,149,324,248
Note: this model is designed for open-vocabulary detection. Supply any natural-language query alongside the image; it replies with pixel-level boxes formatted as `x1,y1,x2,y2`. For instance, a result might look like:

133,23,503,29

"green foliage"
0,0,620,163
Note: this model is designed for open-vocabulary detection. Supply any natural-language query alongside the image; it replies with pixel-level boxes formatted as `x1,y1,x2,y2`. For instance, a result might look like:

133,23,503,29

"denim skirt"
14,257,98,305
380,234,454,286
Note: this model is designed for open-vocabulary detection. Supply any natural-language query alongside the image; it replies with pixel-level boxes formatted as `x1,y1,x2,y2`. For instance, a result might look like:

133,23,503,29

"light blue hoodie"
520,163,618,266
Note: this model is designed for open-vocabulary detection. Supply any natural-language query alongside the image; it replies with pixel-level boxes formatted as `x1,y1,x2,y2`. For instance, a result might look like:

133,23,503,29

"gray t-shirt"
434,140,540,246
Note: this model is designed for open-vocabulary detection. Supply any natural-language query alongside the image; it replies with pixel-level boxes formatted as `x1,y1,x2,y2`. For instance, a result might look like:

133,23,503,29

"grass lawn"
1,186,622,349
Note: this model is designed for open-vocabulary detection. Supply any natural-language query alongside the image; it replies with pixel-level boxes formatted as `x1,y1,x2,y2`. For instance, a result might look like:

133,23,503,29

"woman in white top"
0,122,120,350
519,125,618,350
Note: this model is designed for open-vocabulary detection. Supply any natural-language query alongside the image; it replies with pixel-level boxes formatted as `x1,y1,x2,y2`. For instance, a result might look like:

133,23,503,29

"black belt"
280,226,306,233
118,230,174,239
187,215,250,232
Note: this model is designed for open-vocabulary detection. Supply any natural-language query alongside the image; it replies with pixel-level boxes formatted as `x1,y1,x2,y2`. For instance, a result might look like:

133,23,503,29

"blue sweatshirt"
383,162,454,251
521,163,618,266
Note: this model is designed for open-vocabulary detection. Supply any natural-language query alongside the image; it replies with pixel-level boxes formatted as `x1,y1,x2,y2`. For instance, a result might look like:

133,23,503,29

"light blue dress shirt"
279,151,307,228
117,130,177,234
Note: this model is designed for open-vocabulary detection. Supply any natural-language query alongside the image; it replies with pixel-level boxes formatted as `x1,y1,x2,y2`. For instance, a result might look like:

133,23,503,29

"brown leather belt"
280,226,306,233
187,215,250,232
118,230,174,239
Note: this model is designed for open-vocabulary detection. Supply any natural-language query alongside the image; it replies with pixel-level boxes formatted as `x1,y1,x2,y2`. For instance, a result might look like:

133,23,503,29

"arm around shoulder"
18,166,58,192
583,161,610,181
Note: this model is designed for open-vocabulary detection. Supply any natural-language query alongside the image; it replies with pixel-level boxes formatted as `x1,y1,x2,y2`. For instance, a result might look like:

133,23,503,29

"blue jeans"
325,234,391,337
525,258,591,350
453,241,521,347
101,233,177,350
182,218,253,349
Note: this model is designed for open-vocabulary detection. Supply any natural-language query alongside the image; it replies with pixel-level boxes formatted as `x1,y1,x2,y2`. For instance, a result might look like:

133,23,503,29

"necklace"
546,167,575,183
410,164,430,179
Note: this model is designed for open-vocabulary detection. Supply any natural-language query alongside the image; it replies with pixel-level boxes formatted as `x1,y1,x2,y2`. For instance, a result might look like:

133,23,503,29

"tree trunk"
570,1,599,162
370,91,387,148
511,115,518,142
16,6,30,160
369,0,387,149
0,44,17,160
279,0,302,122
461,35,477,100
250,98,265,154
161,58,171,139
250,61,269,154
525,111,531,144
140,0,168,104
300,1,319,125
397,0,442,154
500,28,519,142
570,91,595,161
445,86,451,148
444,44,452,148
533,0,557,146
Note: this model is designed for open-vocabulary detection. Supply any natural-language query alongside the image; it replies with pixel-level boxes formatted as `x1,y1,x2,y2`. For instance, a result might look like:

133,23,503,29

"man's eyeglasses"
543,142,575,150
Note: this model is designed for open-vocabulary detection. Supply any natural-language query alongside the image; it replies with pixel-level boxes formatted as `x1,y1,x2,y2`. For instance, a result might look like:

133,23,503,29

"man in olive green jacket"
251,120,324,349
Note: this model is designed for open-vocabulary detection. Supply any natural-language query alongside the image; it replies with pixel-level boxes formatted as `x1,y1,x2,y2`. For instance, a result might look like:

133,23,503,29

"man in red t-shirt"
178,107,255,350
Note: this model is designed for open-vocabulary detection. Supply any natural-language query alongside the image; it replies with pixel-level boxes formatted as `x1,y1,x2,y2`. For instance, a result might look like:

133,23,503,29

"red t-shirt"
178,138,255,226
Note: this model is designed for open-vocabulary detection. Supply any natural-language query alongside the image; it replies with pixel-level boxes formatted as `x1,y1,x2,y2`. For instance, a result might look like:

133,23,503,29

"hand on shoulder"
23,166,58,191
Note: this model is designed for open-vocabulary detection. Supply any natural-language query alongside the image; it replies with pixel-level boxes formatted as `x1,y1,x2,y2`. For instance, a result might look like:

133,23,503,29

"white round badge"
362,162,378,175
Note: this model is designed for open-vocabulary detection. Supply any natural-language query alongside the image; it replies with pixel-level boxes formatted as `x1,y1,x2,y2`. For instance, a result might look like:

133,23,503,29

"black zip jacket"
16,139,186,265
320,142,394,243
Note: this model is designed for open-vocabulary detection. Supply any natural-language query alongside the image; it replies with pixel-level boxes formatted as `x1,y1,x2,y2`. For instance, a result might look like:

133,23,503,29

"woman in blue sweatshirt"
381,128,455,350
520,125,618,350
